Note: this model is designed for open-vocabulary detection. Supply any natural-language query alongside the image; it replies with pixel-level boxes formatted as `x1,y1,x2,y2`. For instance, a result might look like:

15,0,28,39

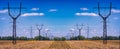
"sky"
0,0,120,38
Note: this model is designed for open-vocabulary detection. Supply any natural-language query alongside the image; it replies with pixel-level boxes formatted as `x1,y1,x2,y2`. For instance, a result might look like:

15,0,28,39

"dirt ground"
0,40,119,49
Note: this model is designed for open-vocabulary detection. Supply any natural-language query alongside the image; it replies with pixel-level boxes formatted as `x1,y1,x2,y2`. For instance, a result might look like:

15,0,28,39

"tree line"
0,36,119,40
0,36,50,40
70,36,120,40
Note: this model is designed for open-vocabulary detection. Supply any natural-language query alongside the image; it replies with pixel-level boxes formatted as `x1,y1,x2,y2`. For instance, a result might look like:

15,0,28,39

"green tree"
2,36,12,40
92,36,102,40
70,36,85,40
34,36,42,40
0,36,1,40
19,36,27,40
61,37,66,41
118,36,120,40
54,37,60,41
77,36,85,40
107,36,119,40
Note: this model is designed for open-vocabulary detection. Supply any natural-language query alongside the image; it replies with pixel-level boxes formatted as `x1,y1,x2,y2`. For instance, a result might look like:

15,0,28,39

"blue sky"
0,0,120,38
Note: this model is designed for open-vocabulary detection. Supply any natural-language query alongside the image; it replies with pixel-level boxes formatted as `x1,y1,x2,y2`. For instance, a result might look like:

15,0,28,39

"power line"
8,2,22,44
86,26,90,39
36,24,43,40
75,24,84,40
97,2,112,44
70,28,75,38
30,26,33,39
45,29,50,38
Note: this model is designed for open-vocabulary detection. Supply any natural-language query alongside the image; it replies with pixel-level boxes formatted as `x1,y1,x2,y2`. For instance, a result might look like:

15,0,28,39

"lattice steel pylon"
30,26,33,39
97,2,112,44
45,29,50,38
87,26,90,39
75,24,84,40
8,2,22,44
70,28,75,38
36,24,43,40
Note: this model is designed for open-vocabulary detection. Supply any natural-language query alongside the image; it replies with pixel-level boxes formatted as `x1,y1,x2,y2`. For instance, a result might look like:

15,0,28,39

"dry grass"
90,40,120,45
49,41,71,49
0,40,53,49
0,40,119,49
67,40,120,49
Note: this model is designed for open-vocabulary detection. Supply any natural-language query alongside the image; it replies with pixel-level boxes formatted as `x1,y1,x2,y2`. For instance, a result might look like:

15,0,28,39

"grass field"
0,40,119,49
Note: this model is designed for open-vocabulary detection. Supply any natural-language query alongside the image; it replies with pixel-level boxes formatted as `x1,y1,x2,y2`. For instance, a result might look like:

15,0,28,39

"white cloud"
70,28,75,31
75,12,98,16
0,9,8,13
112,9,120,13
44,29,50,33
31,8,39,11
21,13,44,17
80,8,89,11
49,9,57,12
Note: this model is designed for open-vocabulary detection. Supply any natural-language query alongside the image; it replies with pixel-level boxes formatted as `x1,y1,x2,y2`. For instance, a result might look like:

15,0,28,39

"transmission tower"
45,29,50,38
36,24,43,40
86,26,90,39
75,24,84,40
70,28,75,38
8,2,22,44
30,26,33,39
97,2,112,44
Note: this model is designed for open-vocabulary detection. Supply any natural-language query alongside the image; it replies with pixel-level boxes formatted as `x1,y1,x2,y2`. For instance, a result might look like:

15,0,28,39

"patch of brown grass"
67,40,120,49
